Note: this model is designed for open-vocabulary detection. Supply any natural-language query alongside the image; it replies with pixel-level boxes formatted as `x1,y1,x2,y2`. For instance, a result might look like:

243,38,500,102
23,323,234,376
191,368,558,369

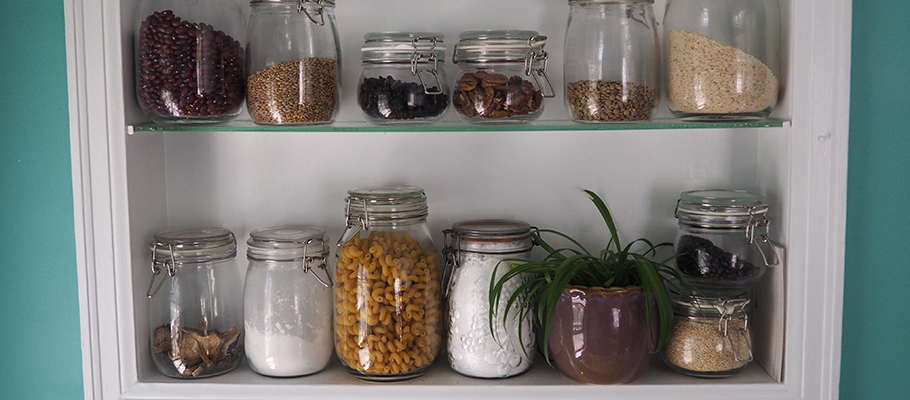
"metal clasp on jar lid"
746,206,786,268
410,36,445,96
715,298,754,363
297,0,327,26
524,35,555,98
440,220,535,297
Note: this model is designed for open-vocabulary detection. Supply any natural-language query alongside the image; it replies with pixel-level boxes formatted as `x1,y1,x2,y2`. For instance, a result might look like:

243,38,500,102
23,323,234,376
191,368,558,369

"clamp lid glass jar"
451,30,555,123
662,294,753,378
442,219,536,378
246,0,340,125
674,190,783,295
147,227,244,378
334,186,442,381
135,0,247,124
243,226,334,377
358,32,449,124
663,0,781,121
564,0,660,123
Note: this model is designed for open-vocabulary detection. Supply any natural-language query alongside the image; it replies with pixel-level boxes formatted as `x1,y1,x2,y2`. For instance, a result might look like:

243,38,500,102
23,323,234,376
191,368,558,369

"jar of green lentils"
662,294,753,378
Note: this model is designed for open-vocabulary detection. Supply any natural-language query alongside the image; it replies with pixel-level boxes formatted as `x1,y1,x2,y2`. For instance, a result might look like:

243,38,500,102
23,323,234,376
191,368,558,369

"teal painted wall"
841,0,910,399
0,1,84,399
0,0,906,399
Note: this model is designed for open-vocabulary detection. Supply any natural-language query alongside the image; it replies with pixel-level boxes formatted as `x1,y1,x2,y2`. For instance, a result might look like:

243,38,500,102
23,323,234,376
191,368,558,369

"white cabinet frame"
66,0,850,398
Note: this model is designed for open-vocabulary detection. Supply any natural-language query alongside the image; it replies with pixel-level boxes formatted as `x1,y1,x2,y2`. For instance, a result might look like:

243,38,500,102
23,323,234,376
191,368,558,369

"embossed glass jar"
662,294,753,378
334,186,443,381
565,0,660,123
244,226,334,377
674,190,784,296
664,0,781,121
358,32,449,125
147,228,244,378
442,219,536,378
135,0,247,124
451,30,555,124
246,0,340,125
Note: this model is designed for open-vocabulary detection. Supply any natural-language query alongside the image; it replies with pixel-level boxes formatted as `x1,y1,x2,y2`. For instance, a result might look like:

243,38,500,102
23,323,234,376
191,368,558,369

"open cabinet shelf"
66,0,850,399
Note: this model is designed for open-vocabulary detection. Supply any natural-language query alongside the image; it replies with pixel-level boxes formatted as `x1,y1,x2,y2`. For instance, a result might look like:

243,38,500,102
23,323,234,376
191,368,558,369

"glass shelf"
129,118,788,133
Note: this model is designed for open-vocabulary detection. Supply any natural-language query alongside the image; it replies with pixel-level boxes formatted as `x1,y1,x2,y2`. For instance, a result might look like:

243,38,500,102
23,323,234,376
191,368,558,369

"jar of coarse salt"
442,219,536,378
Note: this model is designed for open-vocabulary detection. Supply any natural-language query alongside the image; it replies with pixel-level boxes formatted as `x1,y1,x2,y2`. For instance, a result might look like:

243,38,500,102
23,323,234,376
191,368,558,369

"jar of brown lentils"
451,30,555,124
246,0,340,125
662,294,753,378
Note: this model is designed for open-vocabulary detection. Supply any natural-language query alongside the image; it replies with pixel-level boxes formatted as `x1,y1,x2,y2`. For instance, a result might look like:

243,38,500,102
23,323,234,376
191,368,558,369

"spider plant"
489,189,692,362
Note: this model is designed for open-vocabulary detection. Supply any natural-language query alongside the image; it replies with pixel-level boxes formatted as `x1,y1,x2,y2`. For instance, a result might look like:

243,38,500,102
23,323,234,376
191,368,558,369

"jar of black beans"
136,1,247,124
674,190,784,296
357,32,449,125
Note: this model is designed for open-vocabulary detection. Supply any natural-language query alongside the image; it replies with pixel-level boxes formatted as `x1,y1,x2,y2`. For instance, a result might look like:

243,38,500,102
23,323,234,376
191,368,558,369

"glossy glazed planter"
547,285,657,384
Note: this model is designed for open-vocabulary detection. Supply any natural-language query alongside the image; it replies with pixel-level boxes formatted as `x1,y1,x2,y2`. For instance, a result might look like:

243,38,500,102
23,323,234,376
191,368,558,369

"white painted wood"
67,0,851,398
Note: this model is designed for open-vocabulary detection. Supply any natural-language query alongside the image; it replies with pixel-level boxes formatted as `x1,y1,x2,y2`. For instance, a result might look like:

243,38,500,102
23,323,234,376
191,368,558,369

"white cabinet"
66,0,850,399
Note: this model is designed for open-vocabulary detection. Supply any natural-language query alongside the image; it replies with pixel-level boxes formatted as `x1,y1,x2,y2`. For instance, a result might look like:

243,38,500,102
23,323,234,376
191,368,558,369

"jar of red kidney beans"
136,0,246,124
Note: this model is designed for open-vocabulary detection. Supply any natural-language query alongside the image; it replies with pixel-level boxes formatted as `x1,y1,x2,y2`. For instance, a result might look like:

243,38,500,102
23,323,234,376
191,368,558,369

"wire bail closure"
146,242,177,298
298,0,326,26
410,36,444,96
301,237,332,287
524,35,555,98
746,207,785,268
338,196,369,248
716,298,754,363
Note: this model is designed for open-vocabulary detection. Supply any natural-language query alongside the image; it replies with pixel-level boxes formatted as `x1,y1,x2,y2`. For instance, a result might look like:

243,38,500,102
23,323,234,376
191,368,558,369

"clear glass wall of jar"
246,0,340,125
663,0,781,121
452,30,555,124
244,226,334,377
674,189,784,297
358,32,449,125
662,294,753,378
136,0,246,124
564,0,660,123
147,228,244,378
443,220,536,378
334,186,442,381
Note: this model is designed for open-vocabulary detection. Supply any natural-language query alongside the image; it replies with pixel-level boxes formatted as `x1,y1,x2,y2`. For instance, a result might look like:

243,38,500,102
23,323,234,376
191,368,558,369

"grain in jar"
663,295,753,378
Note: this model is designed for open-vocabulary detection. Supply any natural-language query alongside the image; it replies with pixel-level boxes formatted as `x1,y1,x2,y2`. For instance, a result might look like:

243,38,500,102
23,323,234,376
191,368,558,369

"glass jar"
135,0,246,124
246,0,340,125
243,226,334,377
334,186,443,380
662,294,753,378
442,219,536,378
147,228,244,378
663,0,781,121
674,189,784,296
358,32,449,125
564,0,660,123
451,30,555,123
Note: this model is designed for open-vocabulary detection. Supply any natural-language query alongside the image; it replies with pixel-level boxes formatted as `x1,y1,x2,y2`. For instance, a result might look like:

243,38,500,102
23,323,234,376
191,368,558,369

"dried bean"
137,10,245,120
358,76,448,121
566,80,656,122
246,58,338,124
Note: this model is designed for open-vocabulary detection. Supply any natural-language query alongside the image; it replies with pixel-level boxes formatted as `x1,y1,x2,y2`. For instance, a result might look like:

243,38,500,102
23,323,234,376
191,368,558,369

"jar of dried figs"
335,186,443,381
246,0,340,125
664,0,781,121
564,0,660,123
358,32,449,125
674,190,785,296
662,294,753,378
451,30,555,123
442,219,536,378
244,226,334,377
147,227,244,378
136,0,247,124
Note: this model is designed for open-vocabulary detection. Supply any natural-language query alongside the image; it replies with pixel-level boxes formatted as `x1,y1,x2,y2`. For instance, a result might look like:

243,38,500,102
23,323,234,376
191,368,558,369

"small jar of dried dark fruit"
358,32,449,125
674,189,785,296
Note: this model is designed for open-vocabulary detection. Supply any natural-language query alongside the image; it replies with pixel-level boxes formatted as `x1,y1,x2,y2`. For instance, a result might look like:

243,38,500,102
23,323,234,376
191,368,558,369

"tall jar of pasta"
334,186,442,380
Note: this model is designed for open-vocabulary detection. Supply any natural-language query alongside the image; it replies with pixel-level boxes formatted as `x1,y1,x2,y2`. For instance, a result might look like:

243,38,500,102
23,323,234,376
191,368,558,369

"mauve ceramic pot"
547,285,657,384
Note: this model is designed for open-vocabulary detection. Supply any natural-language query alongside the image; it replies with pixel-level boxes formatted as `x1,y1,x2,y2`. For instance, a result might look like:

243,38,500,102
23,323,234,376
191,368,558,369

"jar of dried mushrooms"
147,227,244,378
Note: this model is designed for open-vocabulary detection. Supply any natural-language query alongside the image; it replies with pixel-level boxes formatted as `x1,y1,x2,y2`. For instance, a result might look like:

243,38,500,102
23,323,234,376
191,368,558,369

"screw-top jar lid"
676,189,769,228
361,32,446,64
453,30,547,64
151,227,237,264
345,186,428,223
247,226,328,261
445,219,533,254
